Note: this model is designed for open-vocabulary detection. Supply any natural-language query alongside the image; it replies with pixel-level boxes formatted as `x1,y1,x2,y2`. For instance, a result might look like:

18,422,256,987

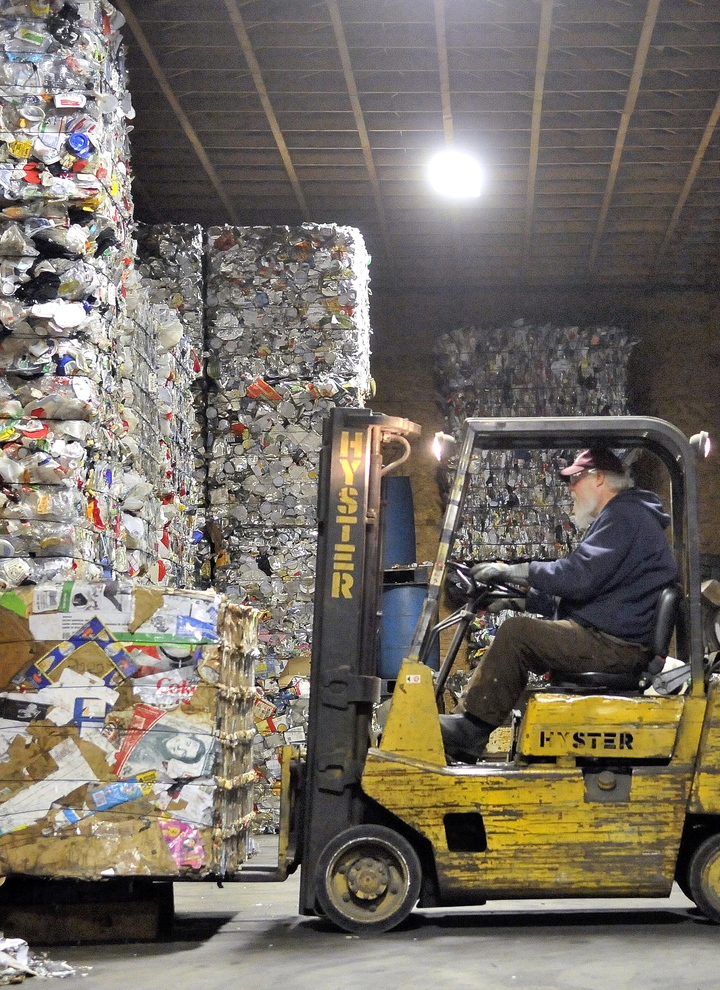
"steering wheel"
446,559,476,595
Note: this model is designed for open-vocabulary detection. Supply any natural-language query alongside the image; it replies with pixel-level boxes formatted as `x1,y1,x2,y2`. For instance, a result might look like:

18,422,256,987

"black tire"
314,824,422,934
688,833,720,922
675,866,695,903
674,840,696,902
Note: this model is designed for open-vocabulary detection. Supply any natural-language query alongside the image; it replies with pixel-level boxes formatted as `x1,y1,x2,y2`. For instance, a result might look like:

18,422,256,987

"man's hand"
471,561,530,585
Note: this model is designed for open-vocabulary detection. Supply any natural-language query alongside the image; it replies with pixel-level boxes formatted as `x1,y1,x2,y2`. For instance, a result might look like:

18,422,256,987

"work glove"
486,598,526,614
470,561,530,585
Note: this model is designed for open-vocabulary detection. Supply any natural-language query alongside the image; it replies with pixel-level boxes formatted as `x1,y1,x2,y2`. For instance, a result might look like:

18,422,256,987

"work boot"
439,712,495,764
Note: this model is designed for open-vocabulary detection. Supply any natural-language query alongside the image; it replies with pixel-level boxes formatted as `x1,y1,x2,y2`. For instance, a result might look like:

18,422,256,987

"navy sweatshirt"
527,488,678,643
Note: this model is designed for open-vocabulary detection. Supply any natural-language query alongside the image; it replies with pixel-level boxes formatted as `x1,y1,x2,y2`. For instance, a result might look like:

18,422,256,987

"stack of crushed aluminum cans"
0,0,135,587
0,4,204,591
435,320,638,563
205,223,372,829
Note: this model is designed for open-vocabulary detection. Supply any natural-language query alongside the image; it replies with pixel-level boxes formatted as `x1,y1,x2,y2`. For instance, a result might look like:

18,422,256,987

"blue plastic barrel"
382,476,416,567
379,584,439,679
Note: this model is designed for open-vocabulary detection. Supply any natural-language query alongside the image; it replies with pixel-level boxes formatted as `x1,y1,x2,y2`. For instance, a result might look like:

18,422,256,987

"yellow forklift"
244,408,720,935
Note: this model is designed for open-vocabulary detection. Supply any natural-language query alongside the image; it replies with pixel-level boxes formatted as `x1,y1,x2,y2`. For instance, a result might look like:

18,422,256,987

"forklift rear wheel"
688,833,720,922
315,824,422,934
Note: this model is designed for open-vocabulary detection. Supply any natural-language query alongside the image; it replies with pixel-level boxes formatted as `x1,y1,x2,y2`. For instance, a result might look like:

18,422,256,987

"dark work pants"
459,616,650,727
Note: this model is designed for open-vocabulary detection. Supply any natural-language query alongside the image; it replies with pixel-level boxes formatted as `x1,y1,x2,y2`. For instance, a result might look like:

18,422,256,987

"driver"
440,446,679,764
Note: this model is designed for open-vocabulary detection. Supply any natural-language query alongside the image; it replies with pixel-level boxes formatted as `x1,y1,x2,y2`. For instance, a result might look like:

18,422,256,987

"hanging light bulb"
427,149,485,198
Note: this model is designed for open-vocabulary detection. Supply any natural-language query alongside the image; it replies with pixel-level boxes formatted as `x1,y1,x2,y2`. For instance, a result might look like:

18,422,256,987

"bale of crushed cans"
0,0,135,586
205,223,372,390
205,224,373,827
435,320,638,562
0,5,204,591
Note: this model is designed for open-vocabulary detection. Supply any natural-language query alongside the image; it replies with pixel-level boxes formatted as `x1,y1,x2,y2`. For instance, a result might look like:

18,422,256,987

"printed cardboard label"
0,697,51,722
29,582,134,640
19,618,138,691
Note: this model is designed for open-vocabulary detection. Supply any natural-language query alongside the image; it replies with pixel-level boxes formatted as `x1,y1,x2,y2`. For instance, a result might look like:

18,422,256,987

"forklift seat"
549,584,683,694
516,689,685,760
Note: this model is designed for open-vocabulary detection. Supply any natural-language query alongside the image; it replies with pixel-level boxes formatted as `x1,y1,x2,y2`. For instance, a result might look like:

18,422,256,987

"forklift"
244,407,720,934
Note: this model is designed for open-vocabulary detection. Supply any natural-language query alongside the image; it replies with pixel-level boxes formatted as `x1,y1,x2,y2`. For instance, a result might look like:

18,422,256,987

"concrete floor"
36,837,717,990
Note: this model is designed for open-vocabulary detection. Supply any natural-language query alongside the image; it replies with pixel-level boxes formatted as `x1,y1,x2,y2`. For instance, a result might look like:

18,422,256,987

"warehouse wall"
368,287,720,560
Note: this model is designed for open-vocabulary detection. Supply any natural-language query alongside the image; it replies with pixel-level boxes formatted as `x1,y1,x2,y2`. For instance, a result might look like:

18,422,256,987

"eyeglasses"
566,468,597,487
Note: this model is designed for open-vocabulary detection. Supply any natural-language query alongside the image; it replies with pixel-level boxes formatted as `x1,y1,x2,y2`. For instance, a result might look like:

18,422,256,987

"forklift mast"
298,408,420,915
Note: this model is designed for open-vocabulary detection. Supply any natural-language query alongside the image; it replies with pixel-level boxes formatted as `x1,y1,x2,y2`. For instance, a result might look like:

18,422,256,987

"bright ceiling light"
427,149,484,198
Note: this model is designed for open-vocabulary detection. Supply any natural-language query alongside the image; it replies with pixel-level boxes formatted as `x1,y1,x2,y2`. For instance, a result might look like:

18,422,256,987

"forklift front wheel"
315,824,422,935
688,833,720,923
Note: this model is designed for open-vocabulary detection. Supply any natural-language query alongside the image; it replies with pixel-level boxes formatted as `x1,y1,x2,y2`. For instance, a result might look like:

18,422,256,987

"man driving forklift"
440,445,678,764
263,411,720,934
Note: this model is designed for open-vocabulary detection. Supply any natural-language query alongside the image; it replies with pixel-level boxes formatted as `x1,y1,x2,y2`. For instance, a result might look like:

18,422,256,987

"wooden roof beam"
433,0,466,273
588,0,662,274
522,0,553,277
325,0,393,259
434,0,454,146
653,89,720,273
114,0,239,223
223,0,310,220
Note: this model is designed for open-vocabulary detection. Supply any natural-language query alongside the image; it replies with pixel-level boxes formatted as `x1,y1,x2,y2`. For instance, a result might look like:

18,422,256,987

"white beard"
572,490,600,532
572,505,595,532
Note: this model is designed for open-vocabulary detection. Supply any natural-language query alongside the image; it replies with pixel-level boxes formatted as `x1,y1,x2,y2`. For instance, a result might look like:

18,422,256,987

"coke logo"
155,678,196,698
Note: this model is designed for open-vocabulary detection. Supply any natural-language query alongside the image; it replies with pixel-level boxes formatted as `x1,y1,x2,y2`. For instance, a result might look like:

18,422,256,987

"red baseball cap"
559,446,625,477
